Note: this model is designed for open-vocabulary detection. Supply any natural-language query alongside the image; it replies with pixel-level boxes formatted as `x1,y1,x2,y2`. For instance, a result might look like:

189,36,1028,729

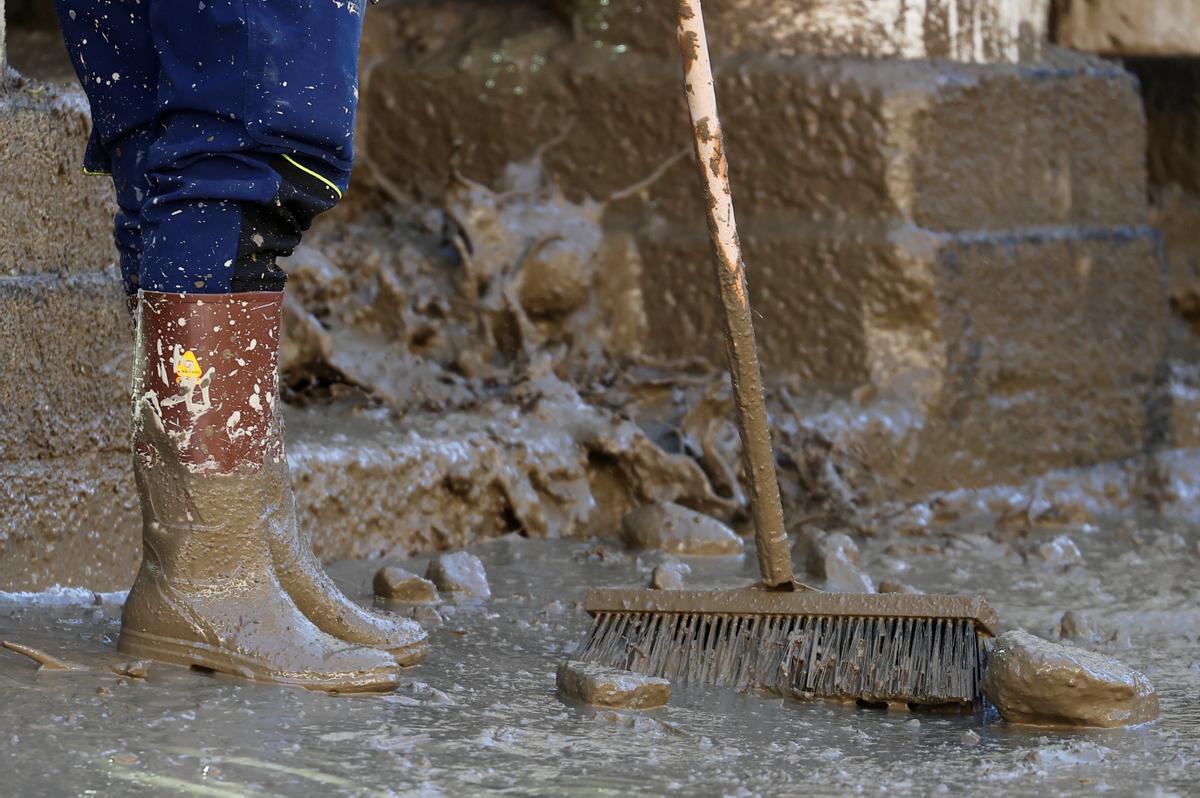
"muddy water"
1,526,1196,797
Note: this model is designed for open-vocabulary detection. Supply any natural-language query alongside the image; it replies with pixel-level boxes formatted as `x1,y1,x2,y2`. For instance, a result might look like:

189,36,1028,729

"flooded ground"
1,524,1197,797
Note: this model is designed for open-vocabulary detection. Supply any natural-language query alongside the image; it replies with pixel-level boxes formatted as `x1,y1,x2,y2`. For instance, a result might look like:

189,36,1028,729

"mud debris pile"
281,156,647,412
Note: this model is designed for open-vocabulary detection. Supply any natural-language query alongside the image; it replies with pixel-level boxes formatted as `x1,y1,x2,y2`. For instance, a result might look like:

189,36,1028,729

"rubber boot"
118,291,406,692
267,484,429,666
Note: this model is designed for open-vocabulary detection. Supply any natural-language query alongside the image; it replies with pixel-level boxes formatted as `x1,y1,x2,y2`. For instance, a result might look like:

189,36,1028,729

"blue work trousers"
54,0,367,294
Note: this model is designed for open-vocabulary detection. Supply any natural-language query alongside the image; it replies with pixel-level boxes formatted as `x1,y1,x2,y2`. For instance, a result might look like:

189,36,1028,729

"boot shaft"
131,290,289,578
133,291,285,474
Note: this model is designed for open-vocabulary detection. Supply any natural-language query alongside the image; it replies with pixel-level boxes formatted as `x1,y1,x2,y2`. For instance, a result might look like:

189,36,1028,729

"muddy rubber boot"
268,484,429,666
118,291,403,693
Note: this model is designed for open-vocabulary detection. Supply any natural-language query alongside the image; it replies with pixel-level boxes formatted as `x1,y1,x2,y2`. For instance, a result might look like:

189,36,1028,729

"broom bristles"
579,611,991,706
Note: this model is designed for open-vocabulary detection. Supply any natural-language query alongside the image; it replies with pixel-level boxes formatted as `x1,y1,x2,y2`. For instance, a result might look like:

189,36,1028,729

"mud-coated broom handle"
676,0,794,588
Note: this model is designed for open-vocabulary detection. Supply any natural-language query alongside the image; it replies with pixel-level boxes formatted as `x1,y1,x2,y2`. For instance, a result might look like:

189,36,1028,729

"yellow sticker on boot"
175,350,203,383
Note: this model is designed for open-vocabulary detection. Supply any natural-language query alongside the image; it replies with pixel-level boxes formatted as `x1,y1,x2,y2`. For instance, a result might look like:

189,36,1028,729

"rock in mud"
981,630,1158,728
111,660,148,679
1030,535,1083,568
803,532,875,593
556,661,670,709
1060,610,1103,644
407,604,444,629
516,238,592,318
621,502,741,556
1059,611,1130,649
877,579,922,594
648,562,689,590
426,552,491,599
373,566,438,603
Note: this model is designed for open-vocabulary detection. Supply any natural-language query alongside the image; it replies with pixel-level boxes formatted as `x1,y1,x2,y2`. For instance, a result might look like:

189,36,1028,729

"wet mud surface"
2,525,1196,797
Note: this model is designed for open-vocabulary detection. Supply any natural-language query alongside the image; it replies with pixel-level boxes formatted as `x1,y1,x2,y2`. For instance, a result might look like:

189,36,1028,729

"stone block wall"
0,75,140,591
0,0,1182,588
552,0,1048,63
363,1,1167,495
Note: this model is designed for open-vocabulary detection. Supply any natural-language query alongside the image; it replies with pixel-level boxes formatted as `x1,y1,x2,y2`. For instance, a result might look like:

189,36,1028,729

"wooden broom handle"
676,0,794,588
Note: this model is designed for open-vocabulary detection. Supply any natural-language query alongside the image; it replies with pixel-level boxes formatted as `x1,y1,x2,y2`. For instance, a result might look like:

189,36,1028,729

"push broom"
577,0,999,706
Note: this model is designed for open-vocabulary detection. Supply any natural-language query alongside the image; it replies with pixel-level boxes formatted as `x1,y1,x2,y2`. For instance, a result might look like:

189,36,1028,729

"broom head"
578,585,999,707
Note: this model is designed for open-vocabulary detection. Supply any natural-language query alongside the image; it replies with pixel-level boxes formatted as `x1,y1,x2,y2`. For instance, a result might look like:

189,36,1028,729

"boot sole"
118,629,401,694
390,638,430,668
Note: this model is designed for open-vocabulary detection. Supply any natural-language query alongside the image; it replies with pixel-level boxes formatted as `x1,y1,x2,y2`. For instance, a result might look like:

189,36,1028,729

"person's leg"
114,0,426,686
138,0,362,294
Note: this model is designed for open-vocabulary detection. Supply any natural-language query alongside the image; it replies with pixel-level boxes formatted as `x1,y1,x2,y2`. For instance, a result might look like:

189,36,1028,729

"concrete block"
0,452,140,592
0,270,132,460
363,51,1146,234
909,226,1167,490
552,0,1047,63
1055,0,1200,57
644,225,1166,493
0,80,116,276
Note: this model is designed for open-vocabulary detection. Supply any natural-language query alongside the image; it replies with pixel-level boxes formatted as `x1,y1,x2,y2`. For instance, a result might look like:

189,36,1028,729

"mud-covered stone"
111,660,149,679
981,630,1159,728
804,532,875,593
556,660,671,709
373,566,438,603
622,502,742,556
648,562,689,590
1030,535,1084,568
1056,0,1200,56
1059,610,1103,644
633,229,1169,498
426,552,491,599
516,238,592,318
878,579,922,594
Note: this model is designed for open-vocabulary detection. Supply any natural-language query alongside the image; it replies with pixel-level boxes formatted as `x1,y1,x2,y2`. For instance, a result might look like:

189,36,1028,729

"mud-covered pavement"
1,524,1196,797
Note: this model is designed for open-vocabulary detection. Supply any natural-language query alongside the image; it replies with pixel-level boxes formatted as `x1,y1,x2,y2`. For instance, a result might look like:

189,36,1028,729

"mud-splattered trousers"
54,0,367,295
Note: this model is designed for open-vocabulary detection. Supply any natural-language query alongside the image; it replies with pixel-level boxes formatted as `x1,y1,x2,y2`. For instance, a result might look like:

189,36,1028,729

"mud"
1,520,1196,795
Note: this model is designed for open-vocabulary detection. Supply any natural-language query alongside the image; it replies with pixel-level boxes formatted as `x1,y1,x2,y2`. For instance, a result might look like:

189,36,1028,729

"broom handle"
676,0,794,588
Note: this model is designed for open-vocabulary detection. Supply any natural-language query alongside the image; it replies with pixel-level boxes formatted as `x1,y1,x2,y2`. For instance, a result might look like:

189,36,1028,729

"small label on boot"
175,351,204,384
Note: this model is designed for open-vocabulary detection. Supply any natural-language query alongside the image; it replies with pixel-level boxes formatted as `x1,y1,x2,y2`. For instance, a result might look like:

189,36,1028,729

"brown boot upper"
133,291,284,473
